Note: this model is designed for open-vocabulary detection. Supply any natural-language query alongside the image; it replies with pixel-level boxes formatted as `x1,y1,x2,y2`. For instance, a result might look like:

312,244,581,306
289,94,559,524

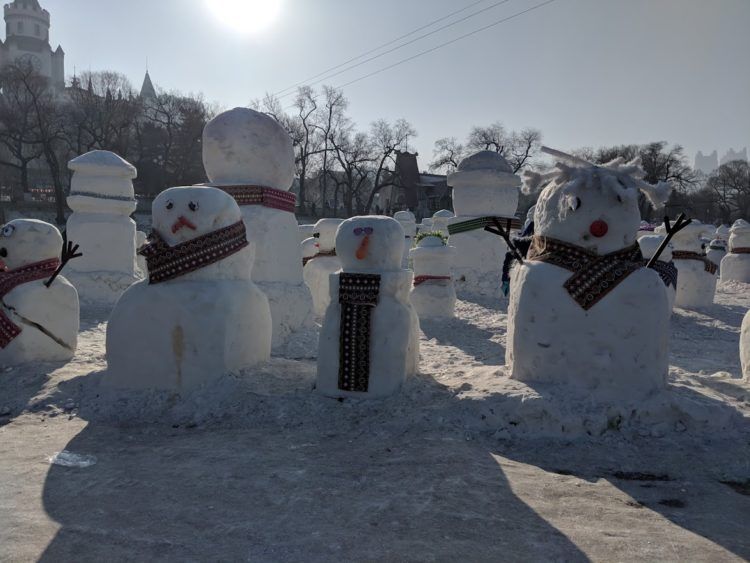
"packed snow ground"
1,283,749,561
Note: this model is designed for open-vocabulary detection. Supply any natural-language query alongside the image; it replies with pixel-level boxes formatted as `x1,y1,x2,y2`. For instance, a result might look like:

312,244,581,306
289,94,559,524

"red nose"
589,220,609,238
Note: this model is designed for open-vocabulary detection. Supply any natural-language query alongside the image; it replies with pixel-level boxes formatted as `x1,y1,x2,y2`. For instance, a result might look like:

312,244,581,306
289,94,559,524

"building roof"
140,70,156,99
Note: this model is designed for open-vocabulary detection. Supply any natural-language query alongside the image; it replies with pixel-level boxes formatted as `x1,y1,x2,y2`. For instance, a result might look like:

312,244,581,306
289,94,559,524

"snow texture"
409,235,456,319
105,187,272,391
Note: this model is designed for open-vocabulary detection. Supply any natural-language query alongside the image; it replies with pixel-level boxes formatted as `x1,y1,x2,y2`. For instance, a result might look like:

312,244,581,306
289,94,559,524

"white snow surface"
0,282,749,560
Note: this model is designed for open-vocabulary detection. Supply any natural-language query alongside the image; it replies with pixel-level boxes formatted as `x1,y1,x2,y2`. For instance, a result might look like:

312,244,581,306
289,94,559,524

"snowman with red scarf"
0,219,79,365
507,151,674,400
106,186,272,391
317,216,419,399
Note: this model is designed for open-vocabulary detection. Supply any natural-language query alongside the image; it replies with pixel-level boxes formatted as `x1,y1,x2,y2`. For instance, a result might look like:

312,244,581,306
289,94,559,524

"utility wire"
273,0,491,97
275,0,516,100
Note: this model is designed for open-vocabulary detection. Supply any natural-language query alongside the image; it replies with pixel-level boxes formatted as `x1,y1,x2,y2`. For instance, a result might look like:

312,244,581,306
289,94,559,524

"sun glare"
206,0,282,35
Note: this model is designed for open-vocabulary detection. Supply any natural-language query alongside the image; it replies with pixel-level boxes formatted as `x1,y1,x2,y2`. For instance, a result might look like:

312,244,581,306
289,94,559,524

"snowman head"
336,216,405,272
152,186,242,246
313,218,343,253
202,107,295,190
301,236,318,260
0,219,62,270
524,158,671,254
638,234,673,262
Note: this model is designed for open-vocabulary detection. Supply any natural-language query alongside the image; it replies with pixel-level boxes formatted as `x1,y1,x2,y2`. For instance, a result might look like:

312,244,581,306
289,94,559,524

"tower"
0,0,65,89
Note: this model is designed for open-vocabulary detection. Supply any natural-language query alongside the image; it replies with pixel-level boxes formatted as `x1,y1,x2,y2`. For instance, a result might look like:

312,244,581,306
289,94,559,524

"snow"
65,151,140,305
721,219,750,283
0,220,79,366
393,210,416,268
638,234,676,309
409,235,456,319
303,218,342,317
430,208,454,237
105,187,272,391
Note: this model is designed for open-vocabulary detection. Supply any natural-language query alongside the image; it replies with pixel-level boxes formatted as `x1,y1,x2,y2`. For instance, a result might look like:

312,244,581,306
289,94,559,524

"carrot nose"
356,234,370,260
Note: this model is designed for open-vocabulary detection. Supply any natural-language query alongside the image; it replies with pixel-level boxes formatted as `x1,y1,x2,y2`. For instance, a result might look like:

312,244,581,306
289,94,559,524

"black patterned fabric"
338,273,381,393
672,251,718,275
527,236,671,310
140,221,248,284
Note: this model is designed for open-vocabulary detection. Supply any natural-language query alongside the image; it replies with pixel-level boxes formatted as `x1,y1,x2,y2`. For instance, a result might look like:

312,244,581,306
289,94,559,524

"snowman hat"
522,146,672,208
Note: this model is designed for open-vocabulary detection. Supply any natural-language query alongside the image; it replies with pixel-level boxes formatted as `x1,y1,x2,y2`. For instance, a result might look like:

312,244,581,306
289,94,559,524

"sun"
206,0,283,35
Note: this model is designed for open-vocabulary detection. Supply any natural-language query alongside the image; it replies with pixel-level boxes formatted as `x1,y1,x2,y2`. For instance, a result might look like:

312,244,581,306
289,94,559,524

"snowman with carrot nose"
316,216,420,399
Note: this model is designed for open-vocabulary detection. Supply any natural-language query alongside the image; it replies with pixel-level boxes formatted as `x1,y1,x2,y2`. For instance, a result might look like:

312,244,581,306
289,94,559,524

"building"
0,0,64,89
381,151,450,219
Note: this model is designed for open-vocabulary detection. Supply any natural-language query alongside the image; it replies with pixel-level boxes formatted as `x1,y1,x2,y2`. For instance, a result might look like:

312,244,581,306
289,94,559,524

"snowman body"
393,210,417,269
507,160,672,399
657,221,716,309
65,150,141,304
720,220,750,283
409,236,456,319
706,239,727,274
202,108,313,351
447,151,521,297
0,220,79,366
431,209,454,238
303,218,342,317
106,187,272,391
317,216,419,399
638,234,677,310
741,310,749,380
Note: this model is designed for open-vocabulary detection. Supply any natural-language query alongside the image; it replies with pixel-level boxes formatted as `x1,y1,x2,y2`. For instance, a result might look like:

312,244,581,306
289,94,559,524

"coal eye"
165,200,174,210
616,195,623,203
188,201,198,212
1,224,15,237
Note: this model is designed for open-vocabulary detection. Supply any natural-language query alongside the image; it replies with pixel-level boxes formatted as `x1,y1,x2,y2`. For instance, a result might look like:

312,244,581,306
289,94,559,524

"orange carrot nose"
356,234,371,260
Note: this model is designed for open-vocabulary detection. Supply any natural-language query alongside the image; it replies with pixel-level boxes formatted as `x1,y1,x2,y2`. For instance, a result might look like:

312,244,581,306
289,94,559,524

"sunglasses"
353,227,374,236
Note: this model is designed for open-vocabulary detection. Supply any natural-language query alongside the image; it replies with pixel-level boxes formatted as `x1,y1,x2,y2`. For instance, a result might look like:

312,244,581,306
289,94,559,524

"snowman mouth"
171,216,197,234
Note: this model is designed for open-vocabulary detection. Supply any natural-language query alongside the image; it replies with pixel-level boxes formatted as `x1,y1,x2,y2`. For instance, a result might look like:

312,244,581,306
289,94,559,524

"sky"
41,0,750,170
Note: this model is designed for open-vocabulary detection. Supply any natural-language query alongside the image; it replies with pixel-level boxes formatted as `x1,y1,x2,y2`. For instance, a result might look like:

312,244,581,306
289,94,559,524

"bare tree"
364,118,415,214
707,160,750,222
429,137,465,174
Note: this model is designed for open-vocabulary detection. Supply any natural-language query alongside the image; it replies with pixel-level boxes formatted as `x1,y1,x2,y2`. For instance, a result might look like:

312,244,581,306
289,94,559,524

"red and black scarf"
527,236,676,310
216,185,296,213
413,275,451,287
730,247,750,255
672,251,718,275
0,258,60,348
140,221,249,284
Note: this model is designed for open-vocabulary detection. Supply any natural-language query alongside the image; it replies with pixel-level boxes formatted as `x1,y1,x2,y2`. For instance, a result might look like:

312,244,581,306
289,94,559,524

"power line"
334,0,558,91
275,0,516,100
273,0,490,97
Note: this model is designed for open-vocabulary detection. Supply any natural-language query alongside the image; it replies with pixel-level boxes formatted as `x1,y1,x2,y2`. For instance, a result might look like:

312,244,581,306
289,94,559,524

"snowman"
706,237,727,273
106,187,272,391
656,220,716,308
507,156,673,399
431,209,455,238
409,234,456,319
202,107,313,351
720,219,750,283
638,234,678,310
317,216,420,399
741,310,749,380
301,236,318,267
393,210,417,269
0,219,79,365
303,218,343,317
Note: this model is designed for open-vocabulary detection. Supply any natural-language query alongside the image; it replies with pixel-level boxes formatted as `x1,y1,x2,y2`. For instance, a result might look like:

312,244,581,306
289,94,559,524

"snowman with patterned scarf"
303,218,343,318
655,220,716,308
720,219,750,283
317,216,419,399
202,107,313,352
409,233,456,319
0,219,79,366
106,187,272,391
506,153,675,400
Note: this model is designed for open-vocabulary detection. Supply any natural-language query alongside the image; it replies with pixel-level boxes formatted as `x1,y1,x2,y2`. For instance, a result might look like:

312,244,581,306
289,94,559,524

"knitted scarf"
217,185,296,213
338,272,381,393
413,275,451,287
0,258,60,348
730,247,750,255
140,221,248,284
672,251,718,275
527,236,675,310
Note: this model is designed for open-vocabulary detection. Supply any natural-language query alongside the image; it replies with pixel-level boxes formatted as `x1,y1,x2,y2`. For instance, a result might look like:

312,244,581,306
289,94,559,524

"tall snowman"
720,219,750,283
303,218,343,317
656,220,717,308
447,151,522,297
106,187,272,391
393,210,417,268
507,157,674,399
202,108,313,351
0,219,79,365
409,234,456,319
317,216,420,398
65,150,140,304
